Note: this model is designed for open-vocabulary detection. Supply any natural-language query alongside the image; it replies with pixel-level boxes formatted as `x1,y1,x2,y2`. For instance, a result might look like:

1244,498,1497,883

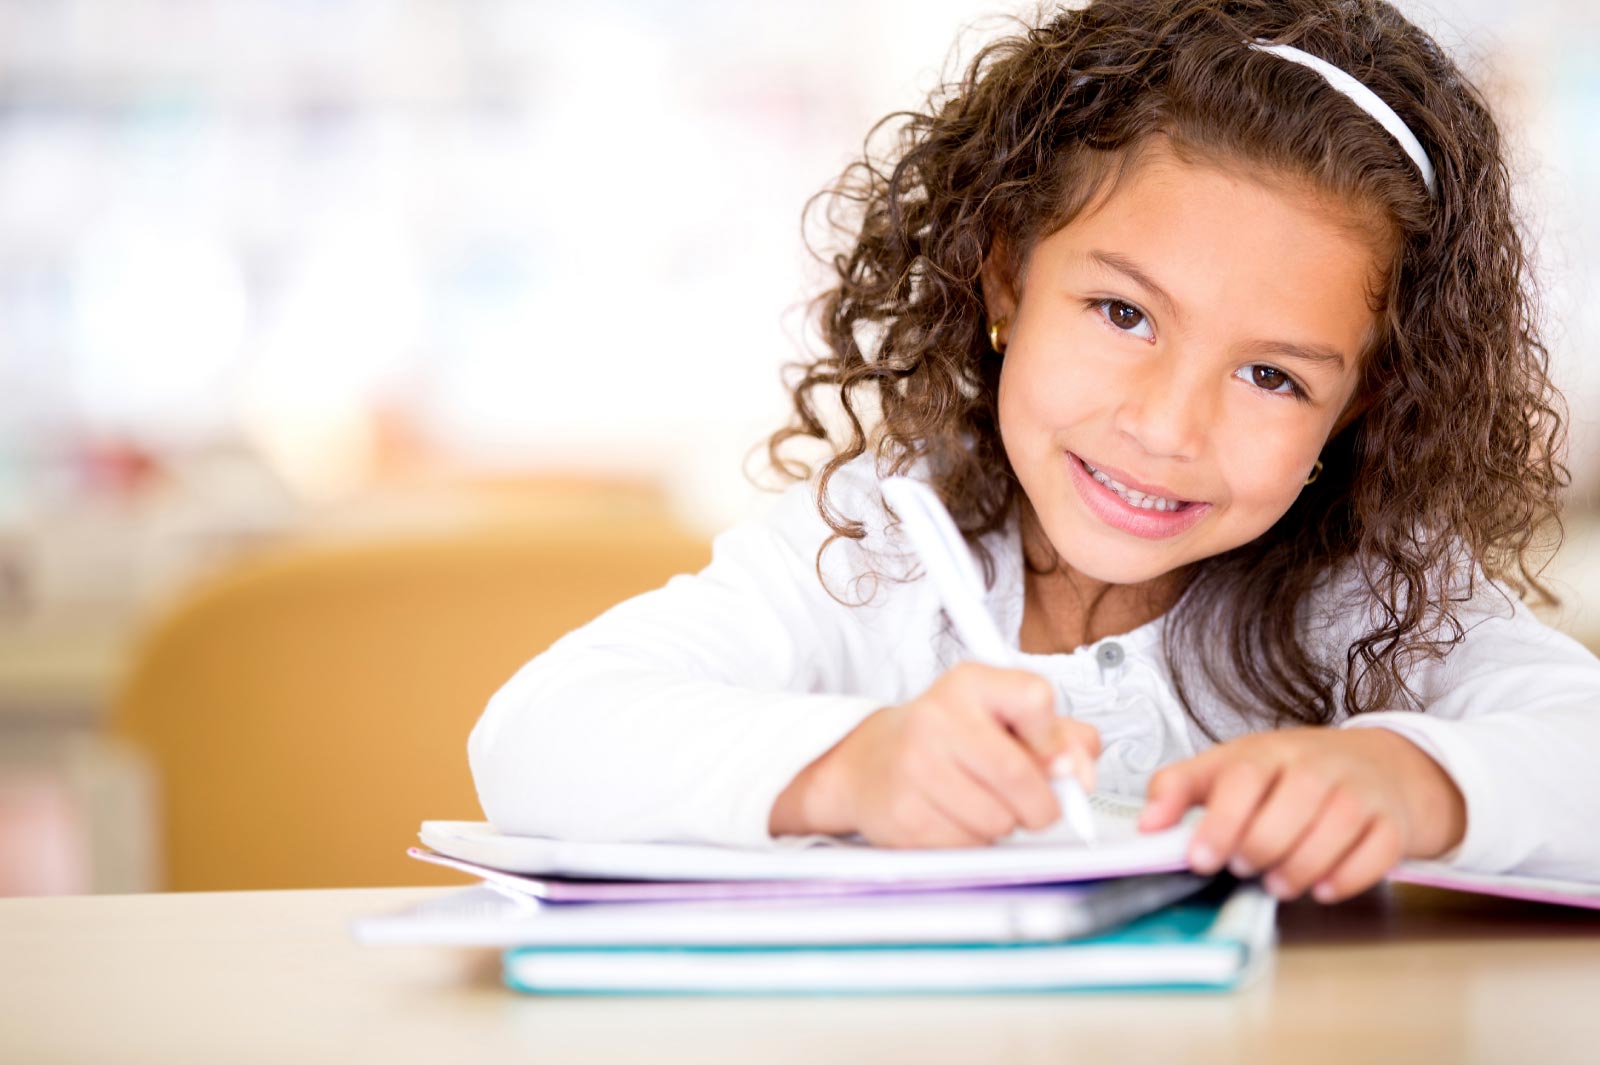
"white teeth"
1085,462,1185,512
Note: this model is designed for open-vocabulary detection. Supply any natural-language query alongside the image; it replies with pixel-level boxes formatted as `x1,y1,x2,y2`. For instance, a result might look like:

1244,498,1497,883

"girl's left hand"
1136,727,1467,904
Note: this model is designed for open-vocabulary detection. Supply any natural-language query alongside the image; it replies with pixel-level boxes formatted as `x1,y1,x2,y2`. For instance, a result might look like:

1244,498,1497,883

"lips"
1071,453,1199,506
1064,451,1213,540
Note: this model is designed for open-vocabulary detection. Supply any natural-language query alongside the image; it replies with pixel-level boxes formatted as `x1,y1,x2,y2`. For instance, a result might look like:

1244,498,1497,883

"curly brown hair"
767,0,1569,734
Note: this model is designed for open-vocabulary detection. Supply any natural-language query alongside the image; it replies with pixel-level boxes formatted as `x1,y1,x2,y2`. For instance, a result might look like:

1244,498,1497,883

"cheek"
997,338,1107,438
1215,423,1321,512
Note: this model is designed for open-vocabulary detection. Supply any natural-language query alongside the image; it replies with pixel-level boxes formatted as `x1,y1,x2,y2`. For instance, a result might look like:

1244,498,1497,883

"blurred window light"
68,217,248,439
0,0,1586,526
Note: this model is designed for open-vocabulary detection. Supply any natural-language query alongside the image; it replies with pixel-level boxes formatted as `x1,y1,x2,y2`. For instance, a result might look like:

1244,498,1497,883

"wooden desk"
2,883,1597,1063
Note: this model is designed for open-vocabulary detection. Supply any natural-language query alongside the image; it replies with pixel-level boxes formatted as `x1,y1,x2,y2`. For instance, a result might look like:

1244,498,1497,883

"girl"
469,0,1600,903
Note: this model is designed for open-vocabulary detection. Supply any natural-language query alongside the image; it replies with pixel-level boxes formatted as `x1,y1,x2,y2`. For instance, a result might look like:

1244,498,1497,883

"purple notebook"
411,845,1600,911
406,846,1158,903
1387,862,1600,910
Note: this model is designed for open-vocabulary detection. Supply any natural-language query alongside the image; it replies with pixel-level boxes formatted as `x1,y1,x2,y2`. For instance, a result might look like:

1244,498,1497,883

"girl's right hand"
768,662,1101,847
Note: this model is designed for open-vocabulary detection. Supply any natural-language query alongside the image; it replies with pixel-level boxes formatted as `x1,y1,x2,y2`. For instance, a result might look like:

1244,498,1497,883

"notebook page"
1388,861,1600,910
1001,792,1155,848
418,802,1192,885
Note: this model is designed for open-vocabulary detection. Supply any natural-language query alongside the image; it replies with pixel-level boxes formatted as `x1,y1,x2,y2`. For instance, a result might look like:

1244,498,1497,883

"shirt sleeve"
467,461,912,848
1338,584,1600,880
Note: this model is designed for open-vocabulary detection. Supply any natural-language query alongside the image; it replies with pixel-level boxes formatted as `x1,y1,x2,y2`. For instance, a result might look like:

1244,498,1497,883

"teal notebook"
501,879,1275,995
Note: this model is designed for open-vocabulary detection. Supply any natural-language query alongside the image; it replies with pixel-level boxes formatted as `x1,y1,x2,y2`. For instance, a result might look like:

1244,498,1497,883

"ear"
980,237,1020,325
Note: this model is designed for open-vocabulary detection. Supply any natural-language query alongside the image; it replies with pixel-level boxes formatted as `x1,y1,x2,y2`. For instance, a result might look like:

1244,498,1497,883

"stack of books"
353,794,1281,994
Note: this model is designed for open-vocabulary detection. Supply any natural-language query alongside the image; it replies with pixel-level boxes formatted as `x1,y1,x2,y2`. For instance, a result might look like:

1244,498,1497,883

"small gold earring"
1304,459,1323,486
988,317,1008,354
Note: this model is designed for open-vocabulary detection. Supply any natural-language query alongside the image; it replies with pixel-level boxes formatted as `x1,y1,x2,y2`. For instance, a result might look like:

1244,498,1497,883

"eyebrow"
1086,249,1349,372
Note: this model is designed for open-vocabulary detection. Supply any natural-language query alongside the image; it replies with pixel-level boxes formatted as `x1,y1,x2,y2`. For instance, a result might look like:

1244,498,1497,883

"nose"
1111,349,1213,461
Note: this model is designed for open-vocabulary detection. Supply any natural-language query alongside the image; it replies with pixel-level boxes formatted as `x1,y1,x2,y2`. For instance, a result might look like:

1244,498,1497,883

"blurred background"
0,0,1595,895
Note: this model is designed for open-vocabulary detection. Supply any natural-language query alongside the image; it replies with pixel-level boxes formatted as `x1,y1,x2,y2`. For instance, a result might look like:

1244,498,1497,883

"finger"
1057,717,1102,759
1138,749,1226,833
1049,719,1101,793
1232,767,1336,878
1263,789,1374,900
949,713,1061,831
1311,819,1404,904
1188,760,1278,876
866,789,988,850
952,664,1060,763
920,753,1023,843
1050,744,1098,796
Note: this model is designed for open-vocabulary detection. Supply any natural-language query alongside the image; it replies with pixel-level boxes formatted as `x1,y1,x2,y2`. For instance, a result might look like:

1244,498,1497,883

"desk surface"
2,882,1598,1064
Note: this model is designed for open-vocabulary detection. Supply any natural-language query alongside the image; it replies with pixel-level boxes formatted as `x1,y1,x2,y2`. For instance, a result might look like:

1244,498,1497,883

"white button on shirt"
469,453,1600,882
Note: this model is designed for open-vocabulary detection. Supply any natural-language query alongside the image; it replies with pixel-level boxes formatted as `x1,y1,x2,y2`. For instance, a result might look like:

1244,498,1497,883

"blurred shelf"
0,619,129,726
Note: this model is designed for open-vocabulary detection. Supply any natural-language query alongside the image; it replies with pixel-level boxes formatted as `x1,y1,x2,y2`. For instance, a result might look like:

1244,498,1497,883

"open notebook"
1387,862,1600,910
419,793,1192,888
419,787,1600,909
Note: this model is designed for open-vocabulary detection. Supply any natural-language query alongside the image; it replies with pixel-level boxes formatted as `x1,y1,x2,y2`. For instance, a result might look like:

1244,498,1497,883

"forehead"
1034,142,1388,365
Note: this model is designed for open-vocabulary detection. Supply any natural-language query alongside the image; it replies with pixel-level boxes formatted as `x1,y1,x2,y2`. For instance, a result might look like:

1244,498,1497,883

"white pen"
880,475,1099,846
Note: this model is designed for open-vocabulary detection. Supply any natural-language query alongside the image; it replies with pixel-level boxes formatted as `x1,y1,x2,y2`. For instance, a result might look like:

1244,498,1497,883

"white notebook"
351,873,1207,948
495,881,1279,995
419,793,1194,886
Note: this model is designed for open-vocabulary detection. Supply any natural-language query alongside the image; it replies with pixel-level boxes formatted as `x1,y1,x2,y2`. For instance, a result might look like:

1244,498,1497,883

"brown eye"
1232,363,1304,399
1107,301,1144,330
1090,298,1155,340
1250,365,1289,390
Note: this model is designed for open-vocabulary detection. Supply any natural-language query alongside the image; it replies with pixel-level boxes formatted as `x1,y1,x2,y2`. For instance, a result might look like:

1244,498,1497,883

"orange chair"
110,503,709,891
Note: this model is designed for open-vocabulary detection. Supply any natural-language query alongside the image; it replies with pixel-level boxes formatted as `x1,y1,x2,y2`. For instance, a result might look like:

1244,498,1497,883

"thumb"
1137,752,1220,832
1048,718,1101,794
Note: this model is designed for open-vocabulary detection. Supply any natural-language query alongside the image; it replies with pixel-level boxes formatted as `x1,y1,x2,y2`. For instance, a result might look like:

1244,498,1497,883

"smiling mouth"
1074,455,1198,512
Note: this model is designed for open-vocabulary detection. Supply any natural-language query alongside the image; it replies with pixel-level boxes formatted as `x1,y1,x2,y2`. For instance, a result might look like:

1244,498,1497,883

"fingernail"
1229,856,1256,878
1189,842,1218,874
1049,755,1073,779
1313,881,1337,904
1264,873,1290,899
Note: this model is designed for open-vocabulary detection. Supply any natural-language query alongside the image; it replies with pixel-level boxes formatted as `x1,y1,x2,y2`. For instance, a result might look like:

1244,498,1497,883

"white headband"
1247,39,1437,197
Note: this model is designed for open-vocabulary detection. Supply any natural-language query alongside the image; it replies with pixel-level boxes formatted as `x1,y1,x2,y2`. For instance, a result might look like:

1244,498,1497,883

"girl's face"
990,142,1379,588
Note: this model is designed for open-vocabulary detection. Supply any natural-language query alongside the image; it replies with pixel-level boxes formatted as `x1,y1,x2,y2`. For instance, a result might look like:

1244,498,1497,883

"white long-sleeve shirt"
468,454,1600,881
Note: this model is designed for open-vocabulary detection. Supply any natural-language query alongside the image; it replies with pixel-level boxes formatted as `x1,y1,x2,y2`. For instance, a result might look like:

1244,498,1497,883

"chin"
1050,545,1185,587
